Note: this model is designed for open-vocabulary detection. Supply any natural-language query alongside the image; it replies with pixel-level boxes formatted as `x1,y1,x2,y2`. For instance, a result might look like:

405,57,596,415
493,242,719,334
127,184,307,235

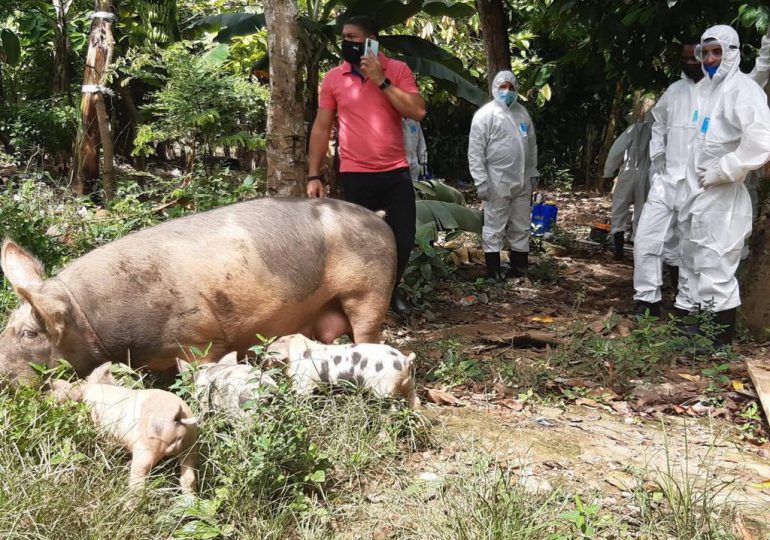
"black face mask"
341,39,365,66
683,63,704,82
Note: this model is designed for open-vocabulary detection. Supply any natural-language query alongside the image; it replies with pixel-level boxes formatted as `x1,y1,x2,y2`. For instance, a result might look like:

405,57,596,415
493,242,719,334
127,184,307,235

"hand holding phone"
364,38,379,57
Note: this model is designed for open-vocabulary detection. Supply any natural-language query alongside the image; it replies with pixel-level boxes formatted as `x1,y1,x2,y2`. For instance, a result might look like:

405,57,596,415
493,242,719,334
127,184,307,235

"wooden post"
74,0,117,200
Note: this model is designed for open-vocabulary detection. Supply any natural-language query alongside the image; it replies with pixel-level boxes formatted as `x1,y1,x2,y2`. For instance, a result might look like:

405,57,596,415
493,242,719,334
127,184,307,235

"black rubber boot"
390,288,412,316
711,308,737,348
506,251,529,279
485,252,503,283
633,301,661,318
613,232,625,260
670,306,700,338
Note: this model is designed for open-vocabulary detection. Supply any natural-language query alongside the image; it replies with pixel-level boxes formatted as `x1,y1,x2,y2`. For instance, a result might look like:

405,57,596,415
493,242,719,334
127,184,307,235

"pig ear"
15,286,69,345
219,352,238,366
1,240,45,290
88,362,115,385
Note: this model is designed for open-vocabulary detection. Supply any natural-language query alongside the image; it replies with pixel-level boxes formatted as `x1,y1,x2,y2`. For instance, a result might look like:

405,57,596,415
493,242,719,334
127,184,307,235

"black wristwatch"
378,78,392,90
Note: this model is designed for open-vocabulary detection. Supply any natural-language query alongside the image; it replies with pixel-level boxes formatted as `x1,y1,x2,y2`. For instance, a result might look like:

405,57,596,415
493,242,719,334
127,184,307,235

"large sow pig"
0,198,396,382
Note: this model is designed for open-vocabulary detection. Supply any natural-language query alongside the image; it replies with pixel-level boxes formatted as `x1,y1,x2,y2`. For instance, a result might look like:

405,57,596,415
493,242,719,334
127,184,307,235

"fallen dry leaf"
531,315,556,324
732,380,745,392
498,398,524,411
733,512,757,540
676,372,702,382
575,397,601,409
426,388,463,407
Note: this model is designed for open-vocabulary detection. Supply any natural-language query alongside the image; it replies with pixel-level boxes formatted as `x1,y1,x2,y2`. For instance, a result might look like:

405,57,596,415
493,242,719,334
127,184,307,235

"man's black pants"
340,167,416,290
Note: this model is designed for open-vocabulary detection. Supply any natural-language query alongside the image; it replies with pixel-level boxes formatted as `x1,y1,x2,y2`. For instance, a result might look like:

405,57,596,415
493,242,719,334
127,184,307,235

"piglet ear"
1,240,45,291
219,352,238,366
48,379,83,403
176,358,193,373
87,362,115,385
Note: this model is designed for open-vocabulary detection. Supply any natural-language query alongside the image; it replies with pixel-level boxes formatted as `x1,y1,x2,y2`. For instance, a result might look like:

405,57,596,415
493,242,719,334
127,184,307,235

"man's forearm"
382,87,426,121
308,126,332,176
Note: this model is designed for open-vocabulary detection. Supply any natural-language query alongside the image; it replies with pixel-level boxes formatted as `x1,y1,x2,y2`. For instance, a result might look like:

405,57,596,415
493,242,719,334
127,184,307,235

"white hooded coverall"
604,113,653,240
632,75,698,303
468,71,539,253
402,118,428,181
634,32,770,304
676,25,770,313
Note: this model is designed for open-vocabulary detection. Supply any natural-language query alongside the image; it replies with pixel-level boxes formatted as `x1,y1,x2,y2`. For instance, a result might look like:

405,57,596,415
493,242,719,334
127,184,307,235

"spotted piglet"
265,334,419,408
177,352,277,418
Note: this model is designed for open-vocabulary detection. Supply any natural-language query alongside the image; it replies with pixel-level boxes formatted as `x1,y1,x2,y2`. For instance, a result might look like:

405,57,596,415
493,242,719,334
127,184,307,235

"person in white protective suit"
676,25,770,348
468,70,539,282
402,118,428,181
603,103,655,260
631,44,703,316
634,33,770,317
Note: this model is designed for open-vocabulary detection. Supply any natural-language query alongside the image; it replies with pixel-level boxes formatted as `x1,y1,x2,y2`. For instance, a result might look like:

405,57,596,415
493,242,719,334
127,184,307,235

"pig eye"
20,329,38,339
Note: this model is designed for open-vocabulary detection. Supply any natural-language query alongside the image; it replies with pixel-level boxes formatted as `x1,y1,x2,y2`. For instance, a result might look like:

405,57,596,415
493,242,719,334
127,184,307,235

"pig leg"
178,449,198,494
339,295,388,343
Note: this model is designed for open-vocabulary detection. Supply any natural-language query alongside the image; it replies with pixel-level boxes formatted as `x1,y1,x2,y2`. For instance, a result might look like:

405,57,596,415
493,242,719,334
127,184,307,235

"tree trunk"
52,0,73,104
264,0,306,197
476,0,510,92
740,168,770,340
74,1,116,199
594,81,625,194
95,94,114,200
117,79,145,170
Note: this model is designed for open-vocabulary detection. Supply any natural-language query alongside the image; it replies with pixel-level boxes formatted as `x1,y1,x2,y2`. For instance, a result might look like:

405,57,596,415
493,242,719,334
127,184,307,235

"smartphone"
364,38,379,57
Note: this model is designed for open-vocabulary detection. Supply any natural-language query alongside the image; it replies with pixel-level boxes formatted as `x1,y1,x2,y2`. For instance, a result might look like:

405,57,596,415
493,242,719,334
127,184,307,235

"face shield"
695,25,741,80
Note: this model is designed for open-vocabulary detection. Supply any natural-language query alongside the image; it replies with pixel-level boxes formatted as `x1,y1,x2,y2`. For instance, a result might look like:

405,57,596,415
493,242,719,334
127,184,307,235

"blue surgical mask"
496,89,517,106
704,64,719,79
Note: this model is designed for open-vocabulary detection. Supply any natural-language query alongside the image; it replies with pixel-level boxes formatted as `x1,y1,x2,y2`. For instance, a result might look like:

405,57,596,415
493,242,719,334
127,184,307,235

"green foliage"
555,495,600,539
0,382,98,466
554,311,734,387
400,236,454,307
416,458,570,539
126,42,268,166
0,177,81,270
0,97,78,160
427,338,484,386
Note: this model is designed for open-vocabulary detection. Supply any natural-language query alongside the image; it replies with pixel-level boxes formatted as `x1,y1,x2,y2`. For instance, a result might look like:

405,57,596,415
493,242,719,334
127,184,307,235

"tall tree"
74,0,116,199
52,0,74,102
476,0,510,91
263,0,306,197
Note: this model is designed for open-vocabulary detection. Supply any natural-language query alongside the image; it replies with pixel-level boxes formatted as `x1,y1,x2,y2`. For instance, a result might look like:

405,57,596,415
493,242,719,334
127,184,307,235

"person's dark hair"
343,15,378,38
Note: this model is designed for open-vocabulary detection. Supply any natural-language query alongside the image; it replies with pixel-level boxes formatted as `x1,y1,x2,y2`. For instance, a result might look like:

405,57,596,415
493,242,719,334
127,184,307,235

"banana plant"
414,179,481,242
0,28,20,66
184,0,487,106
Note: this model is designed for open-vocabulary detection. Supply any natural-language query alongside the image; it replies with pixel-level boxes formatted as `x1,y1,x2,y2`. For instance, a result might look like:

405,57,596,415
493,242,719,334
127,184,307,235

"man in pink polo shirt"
306,15,426,316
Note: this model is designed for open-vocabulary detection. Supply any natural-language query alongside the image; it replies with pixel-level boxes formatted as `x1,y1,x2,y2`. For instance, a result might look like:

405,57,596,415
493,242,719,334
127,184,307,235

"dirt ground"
368,191,770,536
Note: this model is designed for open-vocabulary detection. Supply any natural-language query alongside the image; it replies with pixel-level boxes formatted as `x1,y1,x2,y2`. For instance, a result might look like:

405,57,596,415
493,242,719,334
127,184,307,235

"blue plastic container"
531,203,558,235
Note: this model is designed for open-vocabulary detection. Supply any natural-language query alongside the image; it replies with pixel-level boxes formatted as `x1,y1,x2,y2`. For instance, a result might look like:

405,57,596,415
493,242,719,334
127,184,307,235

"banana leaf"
415,200,482,242
0,29,20,66
185,13,266,43
413,180,466,205
379,36,487,106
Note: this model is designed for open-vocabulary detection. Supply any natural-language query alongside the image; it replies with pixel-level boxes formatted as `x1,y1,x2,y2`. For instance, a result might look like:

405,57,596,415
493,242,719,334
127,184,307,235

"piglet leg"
178,448,198,494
